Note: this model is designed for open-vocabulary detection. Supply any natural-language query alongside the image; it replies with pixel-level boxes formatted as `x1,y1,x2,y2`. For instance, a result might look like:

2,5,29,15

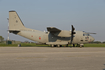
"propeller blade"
70,25,76,44
72,25,75,32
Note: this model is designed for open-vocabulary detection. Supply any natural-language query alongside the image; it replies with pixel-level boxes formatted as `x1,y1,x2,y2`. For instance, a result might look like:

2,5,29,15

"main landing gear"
51,45,61,47
75,44,84,48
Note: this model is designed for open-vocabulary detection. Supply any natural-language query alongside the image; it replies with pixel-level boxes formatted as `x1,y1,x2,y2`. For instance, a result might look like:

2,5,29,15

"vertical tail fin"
9,11,25,31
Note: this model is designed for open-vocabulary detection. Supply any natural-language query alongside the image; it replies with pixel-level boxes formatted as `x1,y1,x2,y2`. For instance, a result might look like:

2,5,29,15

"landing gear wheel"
76,44,80,47
80,45,82,48
66,44,68,47
51,45,54,47
73,44,75,47
80,44,84,48
57,45,60,47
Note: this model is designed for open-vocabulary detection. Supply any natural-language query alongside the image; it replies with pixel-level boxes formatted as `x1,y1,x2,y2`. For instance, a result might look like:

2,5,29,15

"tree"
93,41,101,44
0,36,4,43
103,41,105,43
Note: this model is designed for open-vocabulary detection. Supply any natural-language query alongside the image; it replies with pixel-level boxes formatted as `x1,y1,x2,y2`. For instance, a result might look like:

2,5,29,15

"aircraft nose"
91,37,95,42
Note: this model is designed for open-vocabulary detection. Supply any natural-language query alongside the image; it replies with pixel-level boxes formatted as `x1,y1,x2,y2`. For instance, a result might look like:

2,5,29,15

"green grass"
21,43,49,47
84,43,105,47
0,43,105,47
0,43,49,47
0,44,18,47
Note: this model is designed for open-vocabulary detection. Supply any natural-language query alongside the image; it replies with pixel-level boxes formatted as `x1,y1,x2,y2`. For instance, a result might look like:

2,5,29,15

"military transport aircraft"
8,11,95,47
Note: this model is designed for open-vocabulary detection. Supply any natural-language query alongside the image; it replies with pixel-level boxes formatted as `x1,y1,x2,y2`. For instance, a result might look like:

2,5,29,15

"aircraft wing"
47,27,71,37
47,27,61,33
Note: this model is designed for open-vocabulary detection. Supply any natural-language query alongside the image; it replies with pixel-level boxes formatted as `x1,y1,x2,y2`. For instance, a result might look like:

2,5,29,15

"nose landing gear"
76,44,84,48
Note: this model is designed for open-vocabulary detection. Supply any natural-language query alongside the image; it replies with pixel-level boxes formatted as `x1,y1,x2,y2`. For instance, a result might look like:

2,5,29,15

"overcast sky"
0,0,105,42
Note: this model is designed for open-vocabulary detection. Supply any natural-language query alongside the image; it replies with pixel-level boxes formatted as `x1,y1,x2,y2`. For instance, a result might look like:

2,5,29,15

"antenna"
7,18,9,40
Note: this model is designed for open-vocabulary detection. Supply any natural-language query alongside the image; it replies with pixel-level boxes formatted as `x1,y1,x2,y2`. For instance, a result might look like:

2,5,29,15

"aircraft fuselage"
16,30,94,45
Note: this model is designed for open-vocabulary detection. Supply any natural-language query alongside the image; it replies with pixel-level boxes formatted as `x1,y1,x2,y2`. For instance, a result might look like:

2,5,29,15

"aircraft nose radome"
91,37,95,42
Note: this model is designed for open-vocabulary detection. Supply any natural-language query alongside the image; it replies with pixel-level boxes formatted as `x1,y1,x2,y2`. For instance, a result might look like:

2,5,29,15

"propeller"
70,25,76,44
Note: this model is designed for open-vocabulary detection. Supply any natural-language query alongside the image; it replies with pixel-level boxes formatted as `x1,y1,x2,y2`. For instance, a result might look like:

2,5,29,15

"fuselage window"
83,34,85,36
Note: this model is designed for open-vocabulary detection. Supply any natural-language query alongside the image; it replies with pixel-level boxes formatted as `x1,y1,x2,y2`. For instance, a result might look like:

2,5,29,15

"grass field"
0,43,49,47
0,43,105,47
84,44,105,47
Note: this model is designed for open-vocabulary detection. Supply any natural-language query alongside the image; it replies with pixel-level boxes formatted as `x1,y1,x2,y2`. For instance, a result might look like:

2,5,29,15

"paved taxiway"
0,47,105,70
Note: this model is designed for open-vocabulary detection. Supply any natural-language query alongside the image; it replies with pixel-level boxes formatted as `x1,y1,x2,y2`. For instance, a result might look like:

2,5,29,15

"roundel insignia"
39,36,41,40
31,35,33,37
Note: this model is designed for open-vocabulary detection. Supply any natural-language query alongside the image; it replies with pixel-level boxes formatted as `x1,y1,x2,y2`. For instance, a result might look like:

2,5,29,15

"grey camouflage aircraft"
8,11,95,47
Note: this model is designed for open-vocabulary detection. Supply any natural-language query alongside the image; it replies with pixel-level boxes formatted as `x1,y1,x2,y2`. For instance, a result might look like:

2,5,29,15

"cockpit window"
83,34,90,36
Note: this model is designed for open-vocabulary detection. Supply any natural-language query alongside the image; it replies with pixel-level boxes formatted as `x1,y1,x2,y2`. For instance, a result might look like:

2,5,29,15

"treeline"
0,36,4,43
91,41,105,44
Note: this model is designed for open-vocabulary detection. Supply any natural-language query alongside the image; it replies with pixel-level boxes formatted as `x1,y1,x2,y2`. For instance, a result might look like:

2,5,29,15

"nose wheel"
76,44,84,48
